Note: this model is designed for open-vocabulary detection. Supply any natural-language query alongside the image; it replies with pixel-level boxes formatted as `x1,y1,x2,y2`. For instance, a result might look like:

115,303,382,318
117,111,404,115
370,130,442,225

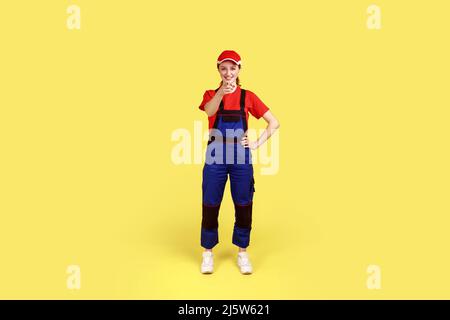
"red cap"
217,50,241,65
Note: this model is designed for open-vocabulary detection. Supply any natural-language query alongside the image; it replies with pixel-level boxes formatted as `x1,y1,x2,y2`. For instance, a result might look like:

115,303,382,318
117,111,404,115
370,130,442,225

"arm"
241,110,280,149
203,90,224,117
203,82,236,117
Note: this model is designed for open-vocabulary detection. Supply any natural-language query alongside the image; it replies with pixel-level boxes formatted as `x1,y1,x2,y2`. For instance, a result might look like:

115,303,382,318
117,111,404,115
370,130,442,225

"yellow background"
1,0,449,299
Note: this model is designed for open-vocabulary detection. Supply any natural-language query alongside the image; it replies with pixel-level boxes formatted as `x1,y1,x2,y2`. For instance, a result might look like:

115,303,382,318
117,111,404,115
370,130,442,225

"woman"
198,50,280,274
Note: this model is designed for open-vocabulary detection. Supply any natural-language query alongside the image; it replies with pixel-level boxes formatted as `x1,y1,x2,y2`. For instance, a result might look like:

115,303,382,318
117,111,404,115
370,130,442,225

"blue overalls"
201,88,255,249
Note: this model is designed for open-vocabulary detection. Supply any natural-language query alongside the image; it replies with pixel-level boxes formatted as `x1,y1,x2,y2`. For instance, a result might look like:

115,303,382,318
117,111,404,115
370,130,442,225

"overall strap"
239,89,247,133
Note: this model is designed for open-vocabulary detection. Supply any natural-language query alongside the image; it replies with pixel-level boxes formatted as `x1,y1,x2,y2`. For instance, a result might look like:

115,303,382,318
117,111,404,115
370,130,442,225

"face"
218,61,240,84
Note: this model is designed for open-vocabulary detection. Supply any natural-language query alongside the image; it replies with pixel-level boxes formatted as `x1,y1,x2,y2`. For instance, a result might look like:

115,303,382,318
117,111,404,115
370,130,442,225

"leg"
201,163,228,249
229,163,255,249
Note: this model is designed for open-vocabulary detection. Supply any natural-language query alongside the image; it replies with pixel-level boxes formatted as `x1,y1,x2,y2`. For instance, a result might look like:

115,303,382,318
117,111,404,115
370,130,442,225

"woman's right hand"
218,80,237,96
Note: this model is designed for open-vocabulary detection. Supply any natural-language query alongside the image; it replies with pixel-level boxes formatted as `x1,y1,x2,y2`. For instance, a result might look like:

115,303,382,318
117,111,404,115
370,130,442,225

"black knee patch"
234,202,252,229
202,204,220,229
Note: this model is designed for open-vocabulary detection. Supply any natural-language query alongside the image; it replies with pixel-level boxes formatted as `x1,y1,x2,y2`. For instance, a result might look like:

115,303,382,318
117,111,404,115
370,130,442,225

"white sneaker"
201,251,214,274
237,252,253,274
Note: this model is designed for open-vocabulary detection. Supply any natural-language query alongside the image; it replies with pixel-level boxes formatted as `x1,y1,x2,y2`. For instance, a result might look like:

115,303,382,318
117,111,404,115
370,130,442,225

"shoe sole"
201,268,213,274
238,263,253,274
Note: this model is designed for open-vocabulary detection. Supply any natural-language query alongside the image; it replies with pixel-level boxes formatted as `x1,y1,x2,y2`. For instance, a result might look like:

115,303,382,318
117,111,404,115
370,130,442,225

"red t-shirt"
198,86,269,129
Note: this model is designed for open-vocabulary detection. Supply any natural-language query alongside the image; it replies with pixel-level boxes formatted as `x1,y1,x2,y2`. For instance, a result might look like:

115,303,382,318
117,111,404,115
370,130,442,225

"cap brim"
217,58,240,65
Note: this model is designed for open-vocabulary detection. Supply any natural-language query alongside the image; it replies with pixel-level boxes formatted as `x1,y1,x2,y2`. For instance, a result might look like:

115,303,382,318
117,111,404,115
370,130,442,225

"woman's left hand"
240,136,258,150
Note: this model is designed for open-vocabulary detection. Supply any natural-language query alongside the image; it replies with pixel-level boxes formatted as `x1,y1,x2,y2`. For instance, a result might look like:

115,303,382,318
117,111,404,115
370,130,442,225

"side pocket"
251,177,255,192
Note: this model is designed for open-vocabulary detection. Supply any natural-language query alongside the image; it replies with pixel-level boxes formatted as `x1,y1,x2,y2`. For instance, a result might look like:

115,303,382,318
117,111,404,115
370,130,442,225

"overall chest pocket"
221,115,241,122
